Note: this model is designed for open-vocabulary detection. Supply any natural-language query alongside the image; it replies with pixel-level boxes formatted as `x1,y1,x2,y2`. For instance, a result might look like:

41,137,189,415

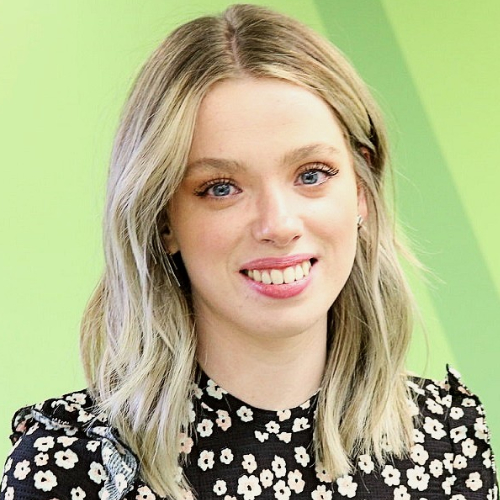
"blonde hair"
81,4,415,498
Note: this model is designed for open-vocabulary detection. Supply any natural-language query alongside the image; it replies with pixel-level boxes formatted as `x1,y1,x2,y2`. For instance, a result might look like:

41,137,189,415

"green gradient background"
1,0,498,462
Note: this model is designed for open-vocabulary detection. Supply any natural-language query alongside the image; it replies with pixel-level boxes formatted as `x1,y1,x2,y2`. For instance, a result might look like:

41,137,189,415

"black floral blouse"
0,367,497,499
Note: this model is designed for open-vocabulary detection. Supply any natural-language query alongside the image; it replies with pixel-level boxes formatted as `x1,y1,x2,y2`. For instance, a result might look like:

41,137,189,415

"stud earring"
166,252,181,288
357,215,364,229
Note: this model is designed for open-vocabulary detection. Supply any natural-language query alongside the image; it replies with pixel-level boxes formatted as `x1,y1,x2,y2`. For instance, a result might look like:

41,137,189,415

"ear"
161,226,180,255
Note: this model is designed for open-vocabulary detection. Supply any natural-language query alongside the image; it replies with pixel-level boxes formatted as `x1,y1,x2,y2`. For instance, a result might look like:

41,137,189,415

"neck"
196,320,327,411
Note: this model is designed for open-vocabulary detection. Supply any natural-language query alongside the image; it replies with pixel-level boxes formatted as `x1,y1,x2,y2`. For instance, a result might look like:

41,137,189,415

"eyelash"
193,163,339,198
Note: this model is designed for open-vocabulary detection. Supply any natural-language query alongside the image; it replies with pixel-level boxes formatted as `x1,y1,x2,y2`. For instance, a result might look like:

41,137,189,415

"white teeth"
270,269,284,284
261,270,272,284
302,260,311,276
295,264,304,280
246,260,312,284
283,267,295,284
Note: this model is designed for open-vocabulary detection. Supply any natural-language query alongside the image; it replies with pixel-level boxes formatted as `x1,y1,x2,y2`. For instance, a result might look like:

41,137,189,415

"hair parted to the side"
80,4,416,498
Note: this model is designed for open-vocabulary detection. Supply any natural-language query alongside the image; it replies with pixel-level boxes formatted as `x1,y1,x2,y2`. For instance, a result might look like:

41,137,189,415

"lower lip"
242,272,311,299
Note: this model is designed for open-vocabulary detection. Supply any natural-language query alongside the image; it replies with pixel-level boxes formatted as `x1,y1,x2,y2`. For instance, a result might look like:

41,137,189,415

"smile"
242,259,313,285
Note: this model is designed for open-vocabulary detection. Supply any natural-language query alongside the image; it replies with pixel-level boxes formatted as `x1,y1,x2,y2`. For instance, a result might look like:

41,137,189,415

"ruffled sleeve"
0,390,139,500
444,367,498,498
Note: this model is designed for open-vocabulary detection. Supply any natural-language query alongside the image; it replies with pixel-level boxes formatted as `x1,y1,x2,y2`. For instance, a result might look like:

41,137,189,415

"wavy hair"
81,4,415,497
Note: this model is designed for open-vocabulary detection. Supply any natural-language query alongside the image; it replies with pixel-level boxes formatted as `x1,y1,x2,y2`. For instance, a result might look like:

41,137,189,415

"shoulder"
406,366,497,496
1,390,139,500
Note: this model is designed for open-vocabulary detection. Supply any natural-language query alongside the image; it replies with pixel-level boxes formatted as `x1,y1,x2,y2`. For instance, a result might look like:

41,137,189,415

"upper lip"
240,254,315,271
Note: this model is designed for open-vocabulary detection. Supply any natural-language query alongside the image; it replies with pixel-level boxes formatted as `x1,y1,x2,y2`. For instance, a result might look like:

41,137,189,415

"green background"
1,0,499,461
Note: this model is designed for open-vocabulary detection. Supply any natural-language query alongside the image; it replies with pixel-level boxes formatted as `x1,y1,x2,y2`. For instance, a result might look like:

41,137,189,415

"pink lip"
240,253,315,271
239,254,316,299
244,275,311,299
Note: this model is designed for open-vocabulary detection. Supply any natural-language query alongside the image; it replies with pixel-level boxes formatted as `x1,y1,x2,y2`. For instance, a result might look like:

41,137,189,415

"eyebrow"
185,143,342,175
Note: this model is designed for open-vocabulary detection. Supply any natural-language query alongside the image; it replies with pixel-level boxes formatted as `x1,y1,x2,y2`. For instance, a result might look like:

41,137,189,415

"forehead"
188,77,349,164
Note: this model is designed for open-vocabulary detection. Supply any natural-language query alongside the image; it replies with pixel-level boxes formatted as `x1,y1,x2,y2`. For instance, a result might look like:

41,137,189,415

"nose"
251,190,303,247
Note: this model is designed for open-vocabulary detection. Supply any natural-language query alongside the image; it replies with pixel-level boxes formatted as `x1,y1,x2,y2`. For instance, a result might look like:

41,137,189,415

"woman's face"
165,78,366,342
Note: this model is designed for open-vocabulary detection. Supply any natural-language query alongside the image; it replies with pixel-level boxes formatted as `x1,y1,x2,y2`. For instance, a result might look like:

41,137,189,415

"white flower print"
260,469,274,488
213,479,227,496
237,474,262,500
57,436,78,447
413,428,425,444
393,485,410,500
336,475,357,498
287,469,305,494
197,418,214,437
89,461,107,484
292,417,309,432
77,409,94,423
450,407,464,420
242,454,257,474
54,449,79,469
450,425,467,443
25,422,39,435
1,475,6,492
86,440,100,452
13,460,31,480
34,470,58,491
311,484,332,500
450,495,467,500
265,420,280,434
429,459,443,478
136,485,156,499
216,410,232,431
474,417,489,441
462,437,478,458
4,487,14,500
483,449,492,468
179,433,194,454
3,457,12,473
406,465,430,491
453,455,468,470
206,380,227,400
71,486,86,499
407,380,425,395
443,453,454,473
255,430,269,442
181,489,194,500
315,463,332,483
410,444,429,465
358,454,374,474
223,497,237,500
462,397,476,407
115,473,128,493
67,392,87,405
273,479,291,500
423,417,446,440
198,450,215,471
271,455,287,478
294,447,310,467
407,398,419,417
277,432,291,443
425,398,444,414
465,471,483,491
236,406,254,422
277,409,291,421
442,476,457,496
34,453,49,466
220,448,234,464
382,464,401,486
34,436,55,452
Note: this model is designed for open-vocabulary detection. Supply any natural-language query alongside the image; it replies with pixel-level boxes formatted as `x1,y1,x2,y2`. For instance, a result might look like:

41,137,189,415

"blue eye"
296,165,339,186
209,183,232,197
300,171,320,184
195,179,240,198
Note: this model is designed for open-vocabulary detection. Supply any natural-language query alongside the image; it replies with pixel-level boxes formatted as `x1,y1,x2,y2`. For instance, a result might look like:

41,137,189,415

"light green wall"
1,1,498,461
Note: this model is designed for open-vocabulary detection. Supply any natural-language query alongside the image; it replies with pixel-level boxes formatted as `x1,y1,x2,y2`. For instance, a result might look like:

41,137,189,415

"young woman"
1,4,497,499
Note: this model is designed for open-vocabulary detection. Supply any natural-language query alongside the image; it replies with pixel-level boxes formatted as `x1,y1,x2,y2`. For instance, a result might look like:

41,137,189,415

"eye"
194,179,241,198
296,164,339,186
